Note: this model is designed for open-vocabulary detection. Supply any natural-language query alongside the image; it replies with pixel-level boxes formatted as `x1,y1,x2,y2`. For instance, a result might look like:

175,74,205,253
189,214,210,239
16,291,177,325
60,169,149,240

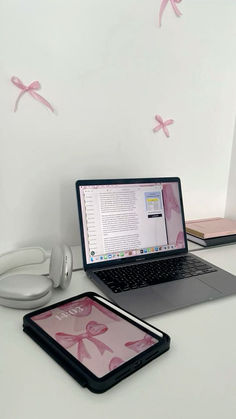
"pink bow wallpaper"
32,297,158,378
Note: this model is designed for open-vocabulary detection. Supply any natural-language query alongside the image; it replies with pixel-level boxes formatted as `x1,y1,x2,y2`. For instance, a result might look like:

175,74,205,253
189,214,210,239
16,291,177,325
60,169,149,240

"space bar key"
149,276,178,284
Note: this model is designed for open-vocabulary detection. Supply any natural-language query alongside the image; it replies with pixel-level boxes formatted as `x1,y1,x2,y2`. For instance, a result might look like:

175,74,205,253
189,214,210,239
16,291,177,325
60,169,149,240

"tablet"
23,292,170,393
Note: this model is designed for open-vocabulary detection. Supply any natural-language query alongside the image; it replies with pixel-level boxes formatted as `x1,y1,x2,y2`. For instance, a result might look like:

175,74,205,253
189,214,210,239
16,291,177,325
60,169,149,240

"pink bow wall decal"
11,76,54,112
125,334,157,353
159,0,182,27
153,114,174,137
55,321,113,362
59,298,120,321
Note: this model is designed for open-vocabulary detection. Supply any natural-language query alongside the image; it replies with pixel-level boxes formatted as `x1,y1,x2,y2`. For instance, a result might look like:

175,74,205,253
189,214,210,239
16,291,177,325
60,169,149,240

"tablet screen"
31,296,159,378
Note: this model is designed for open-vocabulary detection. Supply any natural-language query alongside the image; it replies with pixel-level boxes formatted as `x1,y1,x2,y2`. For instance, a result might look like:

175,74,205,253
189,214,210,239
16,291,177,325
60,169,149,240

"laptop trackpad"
153,278,222,309
114,278,222,318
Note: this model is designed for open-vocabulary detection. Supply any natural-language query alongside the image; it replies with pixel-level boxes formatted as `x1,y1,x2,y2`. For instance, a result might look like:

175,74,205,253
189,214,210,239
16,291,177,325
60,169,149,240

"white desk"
1,244,236,419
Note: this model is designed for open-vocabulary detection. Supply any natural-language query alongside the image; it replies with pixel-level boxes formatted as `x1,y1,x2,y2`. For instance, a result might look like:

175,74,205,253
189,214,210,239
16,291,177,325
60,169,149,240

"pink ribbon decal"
11,76,54,112
59,297,120,321
125,334,157,353
153,114,174,137
55,321,113,362
159,0,182,27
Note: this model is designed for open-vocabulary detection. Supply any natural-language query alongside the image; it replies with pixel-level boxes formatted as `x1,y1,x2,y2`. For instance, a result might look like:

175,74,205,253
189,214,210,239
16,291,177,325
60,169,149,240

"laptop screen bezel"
75,177,188,271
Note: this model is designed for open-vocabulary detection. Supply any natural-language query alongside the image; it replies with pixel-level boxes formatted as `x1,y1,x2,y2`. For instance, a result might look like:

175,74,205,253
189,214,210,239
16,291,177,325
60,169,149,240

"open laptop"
75,177,236,318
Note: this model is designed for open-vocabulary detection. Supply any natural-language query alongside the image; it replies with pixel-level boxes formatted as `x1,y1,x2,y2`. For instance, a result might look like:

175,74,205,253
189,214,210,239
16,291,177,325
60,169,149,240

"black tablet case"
23,292,170,393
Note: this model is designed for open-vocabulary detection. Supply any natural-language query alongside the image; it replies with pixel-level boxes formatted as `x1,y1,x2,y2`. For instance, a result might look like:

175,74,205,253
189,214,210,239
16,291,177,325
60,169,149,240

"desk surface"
1,244,236,419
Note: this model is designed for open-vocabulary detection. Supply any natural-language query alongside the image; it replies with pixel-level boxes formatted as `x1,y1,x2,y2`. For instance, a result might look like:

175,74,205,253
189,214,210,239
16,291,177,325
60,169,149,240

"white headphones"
0,244,73,309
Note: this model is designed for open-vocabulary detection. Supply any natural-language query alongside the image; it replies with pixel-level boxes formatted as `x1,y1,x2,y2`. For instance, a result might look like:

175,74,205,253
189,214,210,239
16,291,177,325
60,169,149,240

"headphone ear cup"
49,244,73,289
0,274,52,309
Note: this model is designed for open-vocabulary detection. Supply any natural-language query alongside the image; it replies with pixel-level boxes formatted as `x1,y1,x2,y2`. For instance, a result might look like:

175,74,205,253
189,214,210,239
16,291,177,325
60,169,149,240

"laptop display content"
76,178,236,319
78,180,186,266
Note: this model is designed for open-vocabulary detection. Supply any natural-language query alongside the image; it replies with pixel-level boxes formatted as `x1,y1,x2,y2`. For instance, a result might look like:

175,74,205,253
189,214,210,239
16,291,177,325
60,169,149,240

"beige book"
185,217,236,239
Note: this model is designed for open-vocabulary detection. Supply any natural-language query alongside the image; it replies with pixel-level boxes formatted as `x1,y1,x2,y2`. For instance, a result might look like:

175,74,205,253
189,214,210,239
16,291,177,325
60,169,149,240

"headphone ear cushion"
0,289,52,309
0,274,52,309
49,244,73,289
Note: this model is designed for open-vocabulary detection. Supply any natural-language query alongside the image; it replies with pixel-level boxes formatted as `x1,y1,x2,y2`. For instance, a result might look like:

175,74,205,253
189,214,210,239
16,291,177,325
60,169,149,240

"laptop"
75,177,236,318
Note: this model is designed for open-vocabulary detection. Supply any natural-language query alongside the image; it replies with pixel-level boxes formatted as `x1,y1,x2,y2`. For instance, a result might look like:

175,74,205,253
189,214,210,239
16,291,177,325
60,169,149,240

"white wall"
1,0,236,253
225,117,236,220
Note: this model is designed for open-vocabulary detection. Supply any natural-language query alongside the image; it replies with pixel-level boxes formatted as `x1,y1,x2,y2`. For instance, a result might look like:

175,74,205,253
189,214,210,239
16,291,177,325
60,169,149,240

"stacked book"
185,217,236,247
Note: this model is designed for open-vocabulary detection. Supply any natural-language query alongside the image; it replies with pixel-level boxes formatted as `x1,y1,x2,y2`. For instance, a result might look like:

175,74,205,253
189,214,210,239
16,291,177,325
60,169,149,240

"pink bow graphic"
55,321,113,362
125,334,157,353
59,297,120,321
109,357,124,371
159,0,182,27
176,231,185,248
153,114,174,137
32,311,53,321
162,183,180,220
11,76,54,112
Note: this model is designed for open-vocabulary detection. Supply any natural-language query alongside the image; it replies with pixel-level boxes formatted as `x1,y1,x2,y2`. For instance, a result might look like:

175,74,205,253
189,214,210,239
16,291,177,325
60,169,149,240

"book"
185,217,236,239
187,233,236,247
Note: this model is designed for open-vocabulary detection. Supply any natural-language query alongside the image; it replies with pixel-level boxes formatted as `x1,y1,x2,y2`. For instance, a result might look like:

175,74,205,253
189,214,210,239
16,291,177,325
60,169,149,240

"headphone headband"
0,247,50,276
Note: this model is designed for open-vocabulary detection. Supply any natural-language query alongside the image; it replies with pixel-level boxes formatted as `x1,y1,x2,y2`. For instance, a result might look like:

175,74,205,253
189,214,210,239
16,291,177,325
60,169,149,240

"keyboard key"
94,255,216,293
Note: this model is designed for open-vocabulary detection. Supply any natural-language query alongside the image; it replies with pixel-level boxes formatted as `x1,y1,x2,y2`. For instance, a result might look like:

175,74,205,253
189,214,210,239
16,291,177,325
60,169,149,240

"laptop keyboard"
94,255,217,293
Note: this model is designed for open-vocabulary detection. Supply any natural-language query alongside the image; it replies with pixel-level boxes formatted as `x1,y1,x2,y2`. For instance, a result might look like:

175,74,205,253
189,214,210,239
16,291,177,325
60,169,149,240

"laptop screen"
76,178,187,266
